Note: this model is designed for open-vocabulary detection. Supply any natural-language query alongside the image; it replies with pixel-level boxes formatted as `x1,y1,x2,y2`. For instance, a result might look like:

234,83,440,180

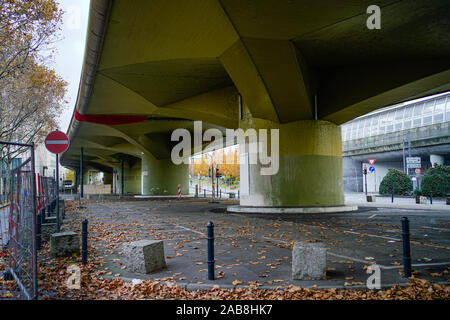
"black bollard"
207,221,215,280
36,212,41,250
430,191,433,205
401,217,412,278
391,189,394,203
204,189,206,198
238,190,240,199
81,219,88,265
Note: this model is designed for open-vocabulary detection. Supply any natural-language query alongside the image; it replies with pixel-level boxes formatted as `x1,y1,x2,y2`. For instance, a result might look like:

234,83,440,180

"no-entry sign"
45,130,69,154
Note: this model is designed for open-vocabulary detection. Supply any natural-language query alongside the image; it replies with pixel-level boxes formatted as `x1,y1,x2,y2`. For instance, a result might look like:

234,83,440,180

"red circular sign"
45,130,69,154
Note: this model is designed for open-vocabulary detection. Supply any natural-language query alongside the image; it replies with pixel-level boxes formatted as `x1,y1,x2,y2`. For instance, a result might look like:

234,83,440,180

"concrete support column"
103,172,113,185
239,118,344,207
430,154,444,167
82,170,90,186
141,155,188,195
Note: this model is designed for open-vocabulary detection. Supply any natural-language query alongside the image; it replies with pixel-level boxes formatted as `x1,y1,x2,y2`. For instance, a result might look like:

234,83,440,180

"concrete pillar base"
227,205,358,214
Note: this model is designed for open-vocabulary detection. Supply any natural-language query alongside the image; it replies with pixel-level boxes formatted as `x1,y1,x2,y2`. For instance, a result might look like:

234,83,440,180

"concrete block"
122,240,166,274
50,232,80,258
41,223,57,241
292,241,326,280
366,195,376,202
419,196,428,204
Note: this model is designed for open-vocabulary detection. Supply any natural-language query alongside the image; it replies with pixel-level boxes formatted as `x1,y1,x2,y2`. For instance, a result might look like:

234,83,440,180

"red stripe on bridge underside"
74,109,148,125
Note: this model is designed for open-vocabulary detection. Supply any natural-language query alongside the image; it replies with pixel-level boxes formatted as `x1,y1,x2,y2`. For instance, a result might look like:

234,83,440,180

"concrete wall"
343,122,449,156
343,156,448,193
343,158,363,192
362,161,403,193
125,160,141,194
83,184,112,194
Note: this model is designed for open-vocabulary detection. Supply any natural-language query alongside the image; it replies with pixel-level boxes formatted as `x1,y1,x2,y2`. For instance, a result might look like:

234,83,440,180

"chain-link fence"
6,157,37,300
0,203,9,248
39,176,57,218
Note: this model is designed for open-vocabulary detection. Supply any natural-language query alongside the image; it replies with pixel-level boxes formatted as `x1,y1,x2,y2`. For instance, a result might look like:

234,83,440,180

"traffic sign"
406,157,421,169
406,157,421,164
368,159,376,166
369,166,375,172
415,168,421,175
45,130,69,154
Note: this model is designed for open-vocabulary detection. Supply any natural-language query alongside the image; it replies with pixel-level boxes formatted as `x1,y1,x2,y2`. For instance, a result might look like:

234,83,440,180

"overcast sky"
50,0,90,133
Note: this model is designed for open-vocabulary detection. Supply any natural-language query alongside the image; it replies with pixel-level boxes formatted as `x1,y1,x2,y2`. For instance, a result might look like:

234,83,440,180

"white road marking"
422,226,450,232
177,225,205,237
368,214,377,219
344,230,450,249
261,236,450,270
344,230,400,241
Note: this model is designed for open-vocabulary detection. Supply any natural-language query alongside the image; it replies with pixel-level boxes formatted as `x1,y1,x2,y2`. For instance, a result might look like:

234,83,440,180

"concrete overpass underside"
61,0,450,207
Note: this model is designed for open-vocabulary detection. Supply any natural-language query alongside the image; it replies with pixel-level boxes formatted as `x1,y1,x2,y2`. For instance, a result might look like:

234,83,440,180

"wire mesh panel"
0,204,9,247
8,158,37,300
42,177,56,211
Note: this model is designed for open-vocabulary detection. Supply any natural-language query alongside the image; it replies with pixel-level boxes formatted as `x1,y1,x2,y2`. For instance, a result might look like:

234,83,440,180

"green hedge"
420,165,450,197
379,168,413,195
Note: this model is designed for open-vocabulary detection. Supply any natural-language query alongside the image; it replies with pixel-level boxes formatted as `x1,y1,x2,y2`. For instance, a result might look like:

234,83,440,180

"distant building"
342,92,450,193
0,142,69,199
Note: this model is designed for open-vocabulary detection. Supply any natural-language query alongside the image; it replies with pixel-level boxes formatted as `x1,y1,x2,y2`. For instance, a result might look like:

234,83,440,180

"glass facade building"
341,92,450,141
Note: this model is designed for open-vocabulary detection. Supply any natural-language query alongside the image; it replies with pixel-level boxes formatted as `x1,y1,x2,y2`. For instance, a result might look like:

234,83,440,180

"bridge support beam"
430,154,444,167
103,172,113,186
239,119,345,208
141,155,188,195
82,170,91,186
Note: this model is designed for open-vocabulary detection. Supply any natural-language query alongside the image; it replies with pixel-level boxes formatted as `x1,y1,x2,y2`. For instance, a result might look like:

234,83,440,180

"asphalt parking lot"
58,199,450,291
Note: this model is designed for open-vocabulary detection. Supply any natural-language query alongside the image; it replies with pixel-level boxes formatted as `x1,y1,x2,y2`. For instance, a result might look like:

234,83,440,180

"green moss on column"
240,117,344,207
141,155,189,195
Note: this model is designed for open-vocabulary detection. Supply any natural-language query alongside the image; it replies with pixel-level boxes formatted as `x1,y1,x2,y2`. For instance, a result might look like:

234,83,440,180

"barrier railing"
0,140,38,300
7,157,38,299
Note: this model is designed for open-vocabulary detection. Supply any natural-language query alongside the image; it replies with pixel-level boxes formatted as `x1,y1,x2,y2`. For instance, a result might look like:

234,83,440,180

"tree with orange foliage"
0,0,65,195
0,0,63,83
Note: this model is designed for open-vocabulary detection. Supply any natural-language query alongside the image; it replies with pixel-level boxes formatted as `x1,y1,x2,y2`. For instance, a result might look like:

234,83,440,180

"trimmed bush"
379,168,413,195
421,165,450,197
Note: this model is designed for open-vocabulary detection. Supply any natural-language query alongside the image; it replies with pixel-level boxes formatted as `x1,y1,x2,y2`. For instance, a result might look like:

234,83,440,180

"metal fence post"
41,209,45,225
81,219,88,265
401,217,412,278
207,221,215,280
56,154,60,233
36,212,41,250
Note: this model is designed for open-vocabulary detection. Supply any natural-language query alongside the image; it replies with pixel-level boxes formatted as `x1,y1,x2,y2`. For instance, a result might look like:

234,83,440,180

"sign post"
363,165,368,196
45,130,69,233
